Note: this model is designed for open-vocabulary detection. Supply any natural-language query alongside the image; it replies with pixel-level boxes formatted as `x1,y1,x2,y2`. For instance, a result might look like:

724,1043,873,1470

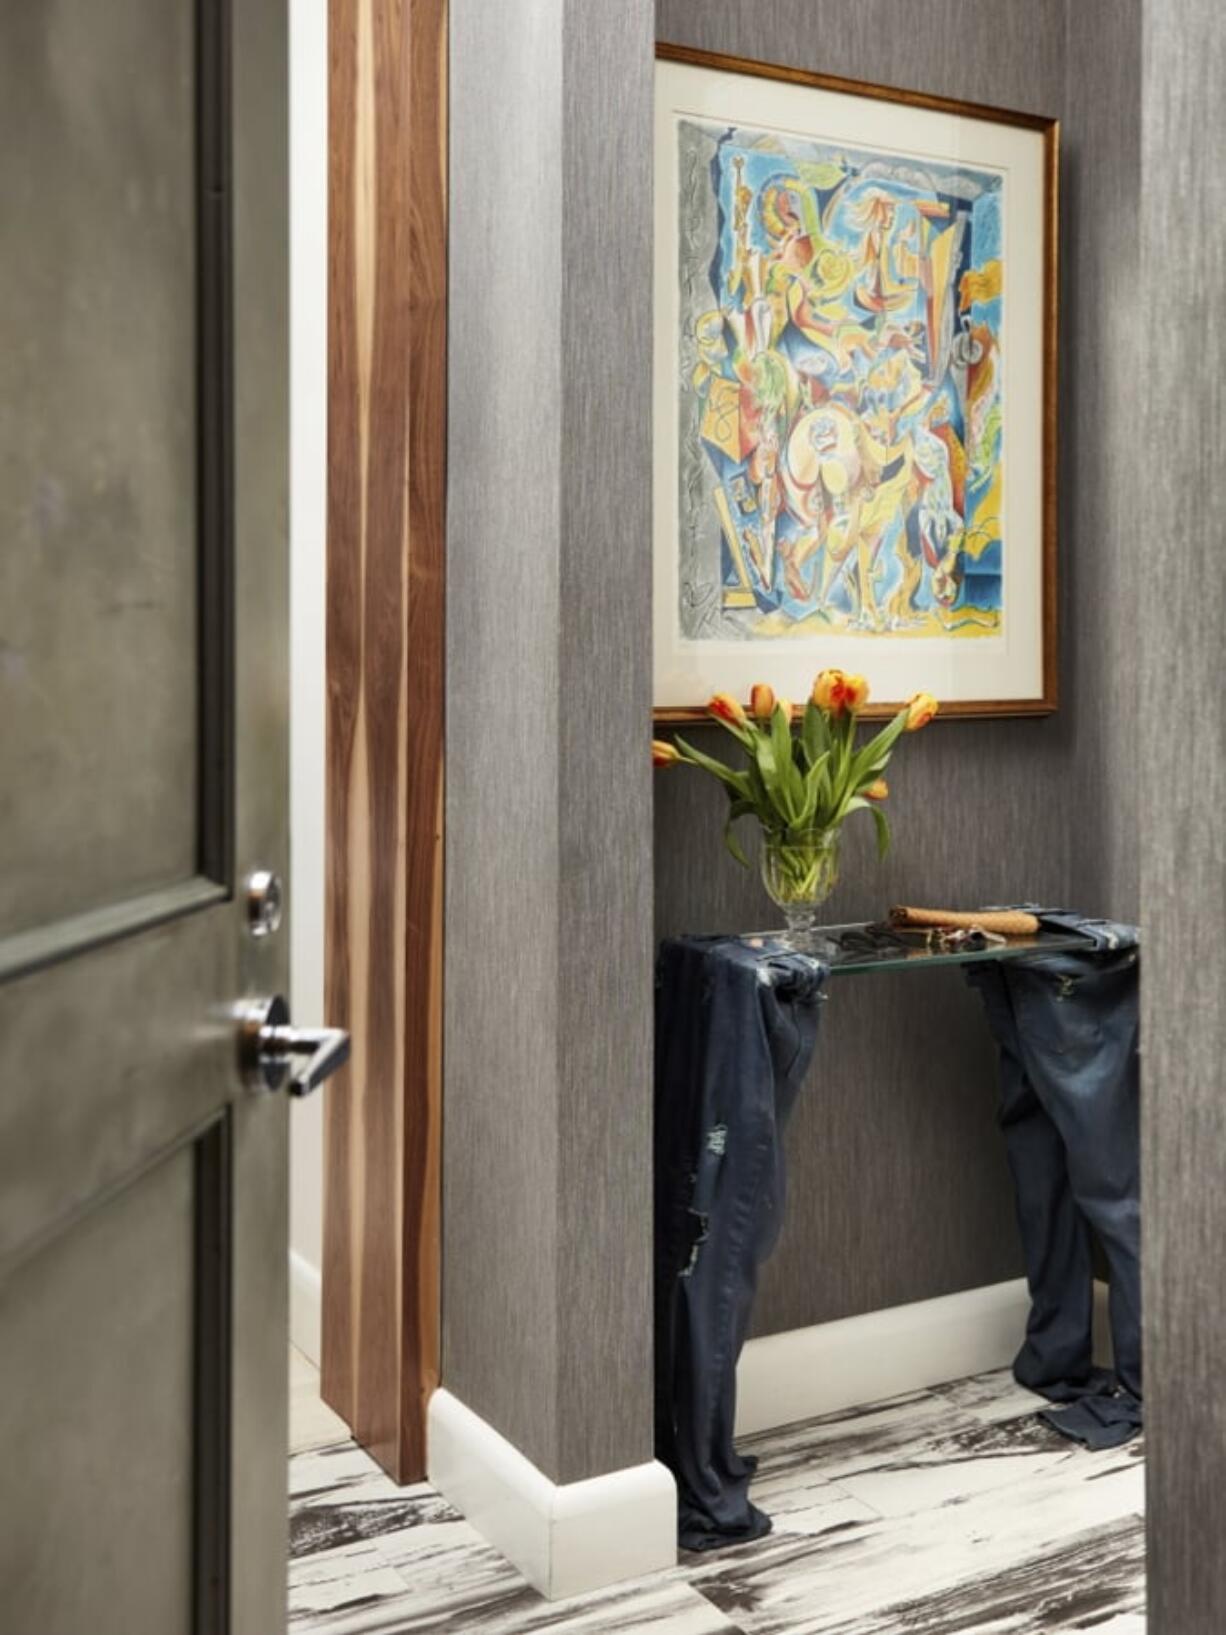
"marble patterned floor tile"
738,1388,979,1488
291,1346,352,1455
686,1453,1144,1635
832,1410,1135,1520
746,1474,881,1539
931,1369,1051,1428
1071,1616,1145,1634
377,1569,745,1634
291,1443,459,1565
291,1440,440,1513
290,1540,438,1634
289,1368,1147,1635
808,1518,1146,1634
293,1451,743,1633
291,1441,400,1502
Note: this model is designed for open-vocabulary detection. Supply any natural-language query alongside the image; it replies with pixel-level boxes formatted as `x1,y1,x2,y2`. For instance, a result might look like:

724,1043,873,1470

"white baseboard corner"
289,1249,322,1367
427,1388,677,1601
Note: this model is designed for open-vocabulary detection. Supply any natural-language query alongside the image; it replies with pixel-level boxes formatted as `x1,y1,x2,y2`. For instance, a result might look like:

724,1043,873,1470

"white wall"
288,0,327,1365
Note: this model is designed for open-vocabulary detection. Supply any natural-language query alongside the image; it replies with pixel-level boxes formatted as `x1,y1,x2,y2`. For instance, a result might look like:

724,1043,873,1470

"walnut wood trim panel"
324,0,446,1484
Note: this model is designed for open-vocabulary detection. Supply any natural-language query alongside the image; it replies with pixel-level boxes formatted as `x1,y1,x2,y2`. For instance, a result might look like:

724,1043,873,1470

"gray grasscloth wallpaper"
654,0,1142,1339
444,0,1146,1491
444,0,656,1487
1137,3,1226,1628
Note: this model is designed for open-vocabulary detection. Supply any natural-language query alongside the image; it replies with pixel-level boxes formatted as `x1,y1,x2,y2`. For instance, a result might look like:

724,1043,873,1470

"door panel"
0,0,200,938
0,0,291,1627
0,1150,197,1635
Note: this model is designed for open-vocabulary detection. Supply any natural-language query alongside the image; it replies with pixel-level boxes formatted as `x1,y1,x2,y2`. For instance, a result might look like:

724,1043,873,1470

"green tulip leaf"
802,701,830,767
673,735,751,798
722,798,755,869
870,803,892,859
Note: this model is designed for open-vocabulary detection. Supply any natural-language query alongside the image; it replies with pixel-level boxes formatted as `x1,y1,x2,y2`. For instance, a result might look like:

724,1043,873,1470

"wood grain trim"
400,0,446,1477
653,44,1061,724
654,698,1058,727
655,42,1058,133
323,0,445,1485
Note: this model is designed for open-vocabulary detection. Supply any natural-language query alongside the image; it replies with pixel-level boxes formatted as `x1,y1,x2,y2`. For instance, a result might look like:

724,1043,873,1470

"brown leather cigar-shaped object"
889,905,1041,936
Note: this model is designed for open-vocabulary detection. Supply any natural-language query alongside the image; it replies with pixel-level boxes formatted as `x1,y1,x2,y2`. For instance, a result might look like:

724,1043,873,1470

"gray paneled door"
0,0,296,1631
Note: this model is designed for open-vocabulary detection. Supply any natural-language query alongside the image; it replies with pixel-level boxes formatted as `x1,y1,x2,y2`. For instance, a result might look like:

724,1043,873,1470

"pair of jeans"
654,936,826,1550
966,937,1141,1448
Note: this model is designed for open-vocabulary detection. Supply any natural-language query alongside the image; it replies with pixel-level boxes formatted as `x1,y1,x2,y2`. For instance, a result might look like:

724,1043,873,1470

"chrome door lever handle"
262,1022,350,1096
240,995,350,1096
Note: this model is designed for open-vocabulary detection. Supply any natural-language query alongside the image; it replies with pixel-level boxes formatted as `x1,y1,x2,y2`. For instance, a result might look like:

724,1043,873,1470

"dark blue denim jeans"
966,936,1142,1448
654,936,826,1550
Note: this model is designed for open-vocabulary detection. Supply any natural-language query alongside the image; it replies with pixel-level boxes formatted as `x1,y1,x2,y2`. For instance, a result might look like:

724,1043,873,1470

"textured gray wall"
1062,1,1143,921
445,0,655,1485
443,0,1147,1491
1138,4,1226,1628
654,0,1142,1336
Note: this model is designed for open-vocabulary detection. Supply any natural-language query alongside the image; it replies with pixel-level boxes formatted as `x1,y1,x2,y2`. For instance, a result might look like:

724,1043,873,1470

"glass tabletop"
740,922,1094,975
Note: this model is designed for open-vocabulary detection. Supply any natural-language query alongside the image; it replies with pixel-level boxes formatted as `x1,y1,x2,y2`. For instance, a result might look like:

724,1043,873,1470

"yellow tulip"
812,669,869,715
811,668,846,713
905,692,939,731
750,683,776,722
708,692,748,729
652,739,681,767
864,778,889,800
843,673,870,712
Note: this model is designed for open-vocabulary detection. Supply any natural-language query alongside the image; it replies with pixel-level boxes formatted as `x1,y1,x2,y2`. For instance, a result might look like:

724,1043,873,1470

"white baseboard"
737,1279,1032,1436
427,1388,677,1600
736,1277,1116,1437
289,1249,322,1366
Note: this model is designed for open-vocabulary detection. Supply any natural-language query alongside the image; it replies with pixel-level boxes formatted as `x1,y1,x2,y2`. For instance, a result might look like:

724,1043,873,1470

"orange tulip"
905,692,939,731
864,778,889,800
812,668,870,716
652,739,681,767
750,683,776,722
811,668,845,712
708,692,748,729
843,673,870,712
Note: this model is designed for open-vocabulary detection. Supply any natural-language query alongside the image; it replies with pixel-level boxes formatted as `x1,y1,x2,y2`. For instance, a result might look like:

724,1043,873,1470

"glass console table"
741,922,1094,976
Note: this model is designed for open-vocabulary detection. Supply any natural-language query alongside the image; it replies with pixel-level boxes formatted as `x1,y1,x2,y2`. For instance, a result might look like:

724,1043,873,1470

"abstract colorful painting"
655,52,1058,718
679,121,1003,639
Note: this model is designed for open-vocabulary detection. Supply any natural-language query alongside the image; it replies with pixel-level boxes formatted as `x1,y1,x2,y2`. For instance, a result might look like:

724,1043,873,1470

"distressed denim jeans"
654,936,826,1550
966,934,1142,1448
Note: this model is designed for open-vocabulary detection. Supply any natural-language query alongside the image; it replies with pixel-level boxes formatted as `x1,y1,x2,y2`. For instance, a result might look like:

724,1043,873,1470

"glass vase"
760,829,840,953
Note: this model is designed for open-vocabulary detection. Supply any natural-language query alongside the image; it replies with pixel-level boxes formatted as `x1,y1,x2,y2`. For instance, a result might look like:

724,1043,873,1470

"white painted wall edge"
290,1247,322,1365
427,1389,677,1601
288,0,328,1370
736,1279,1113,1437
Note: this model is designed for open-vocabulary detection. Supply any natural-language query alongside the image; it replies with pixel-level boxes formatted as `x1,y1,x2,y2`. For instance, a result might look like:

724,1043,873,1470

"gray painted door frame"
0,0,291,1630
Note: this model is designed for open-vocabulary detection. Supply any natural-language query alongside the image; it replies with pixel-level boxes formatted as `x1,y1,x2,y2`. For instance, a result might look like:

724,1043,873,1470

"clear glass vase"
760,829,840,953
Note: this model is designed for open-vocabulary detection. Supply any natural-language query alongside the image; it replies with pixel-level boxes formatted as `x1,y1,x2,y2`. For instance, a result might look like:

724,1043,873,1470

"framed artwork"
654,46,1059,721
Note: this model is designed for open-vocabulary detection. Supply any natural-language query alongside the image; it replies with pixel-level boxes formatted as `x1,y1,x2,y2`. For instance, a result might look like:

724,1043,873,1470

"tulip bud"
864,778,889,800
652,739,681,768
750,683,775,722
905,692,939,731
708,692,749,729
776,697,794,724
